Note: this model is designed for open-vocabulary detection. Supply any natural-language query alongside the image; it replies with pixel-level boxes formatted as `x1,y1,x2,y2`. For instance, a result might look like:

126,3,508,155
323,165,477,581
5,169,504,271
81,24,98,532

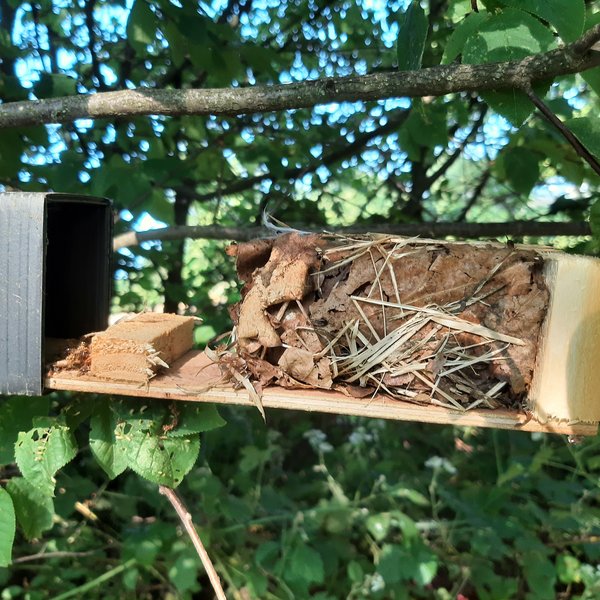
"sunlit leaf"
6,478,54,540
89,402,128,480
442,12,486,64
463,8,556,124
0,489,15,567
15,425,78,495
502,0,584,42
397,1,429,71
0,396,50,465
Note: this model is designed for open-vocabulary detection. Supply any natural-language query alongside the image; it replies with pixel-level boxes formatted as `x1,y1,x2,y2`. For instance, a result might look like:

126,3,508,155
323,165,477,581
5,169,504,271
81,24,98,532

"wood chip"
90,313,195,383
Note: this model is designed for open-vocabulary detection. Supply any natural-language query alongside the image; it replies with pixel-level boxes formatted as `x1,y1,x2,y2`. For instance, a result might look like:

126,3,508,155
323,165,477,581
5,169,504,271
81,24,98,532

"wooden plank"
90,313,195,383
530,253,600,423
45,350,597,436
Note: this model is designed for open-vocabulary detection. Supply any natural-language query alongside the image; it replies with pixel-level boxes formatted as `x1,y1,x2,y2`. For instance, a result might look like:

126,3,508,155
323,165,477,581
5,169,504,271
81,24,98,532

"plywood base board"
45,350,597,436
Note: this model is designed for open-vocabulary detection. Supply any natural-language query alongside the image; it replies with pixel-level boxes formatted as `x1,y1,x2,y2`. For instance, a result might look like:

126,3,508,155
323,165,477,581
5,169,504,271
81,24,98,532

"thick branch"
2,26,600,129
114,221,591,249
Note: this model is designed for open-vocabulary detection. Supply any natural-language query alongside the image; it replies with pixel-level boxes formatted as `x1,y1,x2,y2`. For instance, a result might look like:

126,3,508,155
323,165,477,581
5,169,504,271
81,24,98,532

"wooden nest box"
2,193,600,437
0,192,112,395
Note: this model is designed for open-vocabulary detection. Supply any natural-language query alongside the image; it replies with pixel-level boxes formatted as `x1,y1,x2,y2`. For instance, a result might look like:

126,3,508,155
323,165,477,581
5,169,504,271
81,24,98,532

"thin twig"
12,550,99,564
50,558,136,600
158,485,227,600
113,220,591,249
426,106,488,186
524,85,600,177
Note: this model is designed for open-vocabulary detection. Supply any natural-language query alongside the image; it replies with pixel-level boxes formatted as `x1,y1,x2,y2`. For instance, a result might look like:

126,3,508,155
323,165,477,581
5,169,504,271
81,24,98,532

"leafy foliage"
1,0,600,596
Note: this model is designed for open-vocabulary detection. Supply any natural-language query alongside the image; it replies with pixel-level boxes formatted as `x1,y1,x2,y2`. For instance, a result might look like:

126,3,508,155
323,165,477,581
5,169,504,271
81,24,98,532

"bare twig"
525,85,600,177
194,108,411,203
113,220,590,249
158,485,227,600
455,167,492,222
1,25,600,129
426,106,488,186
12,550,99,564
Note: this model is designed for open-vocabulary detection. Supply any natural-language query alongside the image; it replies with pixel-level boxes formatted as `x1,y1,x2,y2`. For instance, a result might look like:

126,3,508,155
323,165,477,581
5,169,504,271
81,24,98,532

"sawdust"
227,233,549,411
46,336,92,375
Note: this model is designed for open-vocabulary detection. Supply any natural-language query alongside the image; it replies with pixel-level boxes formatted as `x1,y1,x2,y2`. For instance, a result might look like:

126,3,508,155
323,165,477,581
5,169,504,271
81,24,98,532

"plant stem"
50,558,136,600
158,484,227,600
12,550,99,564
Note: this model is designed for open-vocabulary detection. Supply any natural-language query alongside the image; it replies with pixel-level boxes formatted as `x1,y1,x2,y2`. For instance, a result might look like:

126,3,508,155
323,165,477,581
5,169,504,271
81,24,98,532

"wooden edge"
530,254,600,423
45,351,597,437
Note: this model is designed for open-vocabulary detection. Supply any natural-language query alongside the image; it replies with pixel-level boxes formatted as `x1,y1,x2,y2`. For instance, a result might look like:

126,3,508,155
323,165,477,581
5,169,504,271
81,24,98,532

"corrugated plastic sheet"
0,193,46,395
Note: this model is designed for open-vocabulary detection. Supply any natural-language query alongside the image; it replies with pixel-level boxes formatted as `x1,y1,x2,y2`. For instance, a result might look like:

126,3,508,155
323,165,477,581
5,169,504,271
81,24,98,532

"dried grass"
309,235,529,411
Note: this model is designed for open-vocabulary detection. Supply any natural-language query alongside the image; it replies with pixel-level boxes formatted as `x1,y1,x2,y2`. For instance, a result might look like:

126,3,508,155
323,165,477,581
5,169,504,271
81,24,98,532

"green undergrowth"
2,395,600,599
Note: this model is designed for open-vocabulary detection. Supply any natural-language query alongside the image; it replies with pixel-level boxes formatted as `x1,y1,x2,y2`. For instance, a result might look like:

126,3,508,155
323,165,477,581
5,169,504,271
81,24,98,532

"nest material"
226,233,549,411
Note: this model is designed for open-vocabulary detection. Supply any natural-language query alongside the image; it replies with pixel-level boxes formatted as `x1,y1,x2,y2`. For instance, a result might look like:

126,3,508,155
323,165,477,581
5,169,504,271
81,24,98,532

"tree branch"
158,485,226,600
456,167,492,222
426,105,487,186
113,220,591,249
194,108,410,202
2,25,600,129
525,86,600,177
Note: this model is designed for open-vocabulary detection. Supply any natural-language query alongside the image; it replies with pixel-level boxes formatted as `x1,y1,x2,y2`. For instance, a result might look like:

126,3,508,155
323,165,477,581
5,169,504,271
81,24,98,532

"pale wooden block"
530,253,600,423
90,313,194,383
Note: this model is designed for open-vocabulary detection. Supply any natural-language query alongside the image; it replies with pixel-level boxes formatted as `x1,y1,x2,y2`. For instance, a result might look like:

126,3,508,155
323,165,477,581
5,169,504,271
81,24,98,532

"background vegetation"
2,0,600,597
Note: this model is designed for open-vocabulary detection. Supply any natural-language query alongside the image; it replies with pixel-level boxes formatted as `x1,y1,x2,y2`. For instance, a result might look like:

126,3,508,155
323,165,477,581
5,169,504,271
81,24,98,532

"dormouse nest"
224,233,549,412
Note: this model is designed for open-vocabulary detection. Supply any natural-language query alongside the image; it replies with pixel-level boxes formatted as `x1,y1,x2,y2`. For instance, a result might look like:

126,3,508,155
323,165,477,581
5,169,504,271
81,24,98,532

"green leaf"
347,560,364,584
167,403,226,437
124,429,200,487
556,554,581,584
399,100,448,159
522,555,556,599
6,478,54,540
286,543,325,584
366,513,391,542
396,1,429,71
390,486,429,506
106,400,220,485
378,542,438,587
501,0,584,42
462,8,556,125
392,510,419,539
583,68,600,99
500,146,540,195
168,554,200,592
442,12,486,64
89,402,128,480
564,117,600,161
127,0,157,53
0,396,50,465
14,425,78,495
582,12,600,98
377,544,405,584
32,74,77,99
0,488,15,567
497,461,526,485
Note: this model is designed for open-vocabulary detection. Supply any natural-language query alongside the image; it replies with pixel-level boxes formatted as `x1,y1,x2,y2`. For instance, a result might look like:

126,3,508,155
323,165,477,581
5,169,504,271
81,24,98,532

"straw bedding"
225,233,549,411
